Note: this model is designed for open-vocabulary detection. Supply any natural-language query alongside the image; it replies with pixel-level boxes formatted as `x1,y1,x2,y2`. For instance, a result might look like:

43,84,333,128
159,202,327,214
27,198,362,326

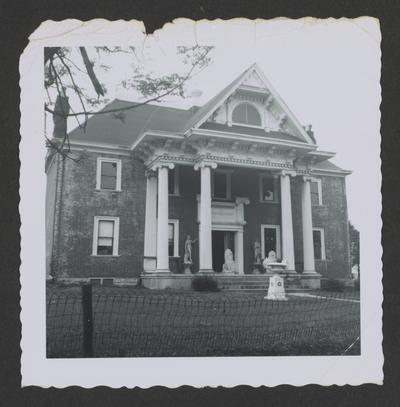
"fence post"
82,284,93,357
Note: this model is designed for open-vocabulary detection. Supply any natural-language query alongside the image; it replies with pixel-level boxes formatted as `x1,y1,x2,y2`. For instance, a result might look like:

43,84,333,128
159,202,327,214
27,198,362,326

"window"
261,224,281,259
168,220,179,257
168,167,179,195
232,103,262,127
313,228,326,260
310,178,322,206
96,158,122,191
212,170,232,200
259,174,279,202
92,216,120,256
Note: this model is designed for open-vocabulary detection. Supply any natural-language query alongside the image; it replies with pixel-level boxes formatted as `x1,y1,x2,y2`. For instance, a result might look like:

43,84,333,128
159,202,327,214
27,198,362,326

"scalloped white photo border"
19,18,383,388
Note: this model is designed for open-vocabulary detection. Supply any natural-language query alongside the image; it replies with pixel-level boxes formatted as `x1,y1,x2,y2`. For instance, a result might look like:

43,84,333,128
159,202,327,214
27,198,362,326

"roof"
312,160,350,173
67,63,315,147
68,99,192,147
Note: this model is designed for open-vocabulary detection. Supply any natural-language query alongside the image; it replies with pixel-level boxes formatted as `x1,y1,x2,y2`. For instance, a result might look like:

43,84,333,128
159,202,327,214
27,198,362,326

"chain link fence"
46,286,360,358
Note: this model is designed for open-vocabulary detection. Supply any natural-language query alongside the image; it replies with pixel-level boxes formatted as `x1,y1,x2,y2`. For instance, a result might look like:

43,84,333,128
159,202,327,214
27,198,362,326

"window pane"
232,104,247,123
232,103,261,126
246,104,262,126
262,177,274,201
101,162,117,189
101,161,117,176
264,228,277,257
310,181,319,205
213,172,227,199
98,220,114,238
313,230,322,260
101,175,117,189
97,245,113,255
168,223,174,256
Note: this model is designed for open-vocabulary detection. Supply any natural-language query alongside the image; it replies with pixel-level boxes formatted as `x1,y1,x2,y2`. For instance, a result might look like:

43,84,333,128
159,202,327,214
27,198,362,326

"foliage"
44,45,213,158
191,275,220,292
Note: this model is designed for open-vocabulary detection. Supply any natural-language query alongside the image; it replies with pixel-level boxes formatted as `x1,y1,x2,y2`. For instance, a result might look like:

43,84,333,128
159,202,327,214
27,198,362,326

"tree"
44,45,213,158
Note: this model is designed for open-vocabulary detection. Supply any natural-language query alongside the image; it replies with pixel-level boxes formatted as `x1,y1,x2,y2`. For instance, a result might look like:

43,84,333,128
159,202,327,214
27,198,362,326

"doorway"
261,224,281,259
212,231,235,272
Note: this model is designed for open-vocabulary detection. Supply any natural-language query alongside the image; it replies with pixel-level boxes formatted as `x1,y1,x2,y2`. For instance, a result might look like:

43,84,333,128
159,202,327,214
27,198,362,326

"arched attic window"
232,102,262,127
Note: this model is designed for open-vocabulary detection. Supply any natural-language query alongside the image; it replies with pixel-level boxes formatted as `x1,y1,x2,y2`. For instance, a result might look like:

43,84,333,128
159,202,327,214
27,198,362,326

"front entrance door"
262,225,281,259
212,231,235,272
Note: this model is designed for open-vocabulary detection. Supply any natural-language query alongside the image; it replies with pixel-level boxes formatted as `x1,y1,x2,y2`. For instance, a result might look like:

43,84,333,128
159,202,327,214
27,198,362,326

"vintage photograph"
20,18,381,386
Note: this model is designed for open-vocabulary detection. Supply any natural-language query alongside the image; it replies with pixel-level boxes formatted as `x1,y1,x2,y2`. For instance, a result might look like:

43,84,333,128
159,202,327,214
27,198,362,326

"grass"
46,284,360,358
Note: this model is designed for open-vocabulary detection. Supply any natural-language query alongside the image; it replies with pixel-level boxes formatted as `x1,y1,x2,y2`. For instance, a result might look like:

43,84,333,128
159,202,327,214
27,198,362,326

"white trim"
92,216,120,256
259,173,279,203
168,219,180,257
212,169,232,200
168,166,180,196
192,128,317,150
310,178,323,206
96,157,122,191
260,224,281,259
230,101,264,129
312,227,326,260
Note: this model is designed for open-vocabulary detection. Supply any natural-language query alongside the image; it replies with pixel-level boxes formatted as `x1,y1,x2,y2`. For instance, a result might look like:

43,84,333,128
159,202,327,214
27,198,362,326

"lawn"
46,285,360,358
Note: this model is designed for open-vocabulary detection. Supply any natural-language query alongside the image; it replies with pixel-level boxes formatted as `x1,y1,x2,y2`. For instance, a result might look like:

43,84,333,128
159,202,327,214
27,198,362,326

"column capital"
302,175,318,183
145,169,157,179
280,169,297,177
194,160,218,171
150,162,175,171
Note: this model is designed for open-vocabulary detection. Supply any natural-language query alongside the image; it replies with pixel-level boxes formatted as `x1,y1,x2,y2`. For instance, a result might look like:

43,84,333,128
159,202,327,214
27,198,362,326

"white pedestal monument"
264,274,288,301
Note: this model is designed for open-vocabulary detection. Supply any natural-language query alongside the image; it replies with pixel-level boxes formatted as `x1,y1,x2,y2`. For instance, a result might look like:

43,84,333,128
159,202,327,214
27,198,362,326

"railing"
47,285,360,358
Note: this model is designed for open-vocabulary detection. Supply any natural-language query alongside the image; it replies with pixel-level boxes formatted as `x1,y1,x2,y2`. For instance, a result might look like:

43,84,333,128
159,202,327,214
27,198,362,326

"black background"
1,0,399,406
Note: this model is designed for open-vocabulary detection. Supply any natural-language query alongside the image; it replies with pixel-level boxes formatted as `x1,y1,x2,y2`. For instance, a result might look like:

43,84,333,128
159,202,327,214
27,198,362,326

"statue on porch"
253,241,263,274
254,241,262,264
183,235,197,274
222,248,236,274
263,250,287,273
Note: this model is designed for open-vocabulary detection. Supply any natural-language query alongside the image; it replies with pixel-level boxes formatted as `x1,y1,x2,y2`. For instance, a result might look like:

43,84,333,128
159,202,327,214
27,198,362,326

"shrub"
321,278,345,292
191,275,220,292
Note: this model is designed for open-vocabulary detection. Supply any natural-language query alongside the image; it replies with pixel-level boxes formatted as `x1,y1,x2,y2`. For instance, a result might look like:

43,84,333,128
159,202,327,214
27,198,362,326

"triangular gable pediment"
190,64,315,145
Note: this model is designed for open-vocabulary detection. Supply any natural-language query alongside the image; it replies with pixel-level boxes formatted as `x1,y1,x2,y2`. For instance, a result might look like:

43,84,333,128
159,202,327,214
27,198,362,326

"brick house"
46,63,352,289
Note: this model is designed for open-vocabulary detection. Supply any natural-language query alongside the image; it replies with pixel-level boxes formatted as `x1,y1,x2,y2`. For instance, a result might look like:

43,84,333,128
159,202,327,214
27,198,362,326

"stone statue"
254,241,262,264
263,250,277,270
183,235,197,264
222,248,236,274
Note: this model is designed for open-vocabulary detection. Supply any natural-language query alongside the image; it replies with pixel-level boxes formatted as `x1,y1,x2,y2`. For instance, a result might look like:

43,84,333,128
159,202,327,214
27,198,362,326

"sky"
46,18,381,231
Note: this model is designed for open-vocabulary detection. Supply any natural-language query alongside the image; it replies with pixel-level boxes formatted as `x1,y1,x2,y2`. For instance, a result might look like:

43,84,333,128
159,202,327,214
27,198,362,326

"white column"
156,163,174,272
195,161,217,272
280,171,296,271
143,170,157,272
302,177,316,273
235,230,244,275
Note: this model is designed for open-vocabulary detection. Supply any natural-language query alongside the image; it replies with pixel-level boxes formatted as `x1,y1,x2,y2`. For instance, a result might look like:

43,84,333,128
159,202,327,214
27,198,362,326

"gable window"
96,157,122,191
259,174,279,202
92,216,120,256
168,220,179,257
310,178,322,206
168,167,179,195
313,228,326,260
212,170,232,200
232,102,262,127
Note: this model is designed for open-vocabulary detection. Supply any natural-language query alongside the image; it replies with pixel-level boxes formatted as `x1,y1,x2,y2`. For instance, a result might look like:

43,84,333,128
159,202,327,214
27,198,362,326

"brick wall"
54,150,146,278
50,156,350,280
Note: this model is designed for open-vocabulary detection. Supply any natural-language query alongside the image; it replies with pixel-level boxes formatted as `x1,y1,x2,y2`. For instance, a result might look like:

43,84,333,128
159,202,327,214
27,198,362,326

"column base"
303,269,318,274
198,269,215,274
143,257,157,272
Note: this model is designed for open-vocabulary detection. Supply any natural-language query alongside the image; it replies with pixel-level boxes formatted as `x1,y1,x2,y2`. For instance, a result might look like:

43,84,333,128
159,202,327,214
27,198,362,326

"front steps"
140,272,321,291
